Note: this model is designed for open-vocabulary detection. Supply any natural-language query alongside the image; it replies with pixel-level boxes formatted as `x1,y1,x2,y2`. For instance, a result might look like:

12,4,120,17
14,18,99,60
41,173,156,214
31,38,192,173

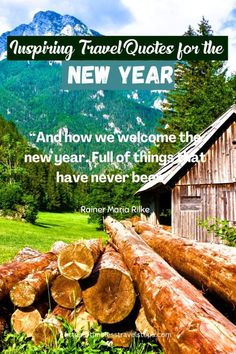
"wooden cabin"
136,105,236,242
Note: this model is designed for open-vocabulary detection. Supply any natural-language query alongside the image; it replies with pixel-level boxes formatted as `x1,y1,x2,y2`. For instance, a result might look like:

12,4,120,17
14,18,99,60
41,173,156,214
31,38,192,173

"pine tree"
157,18,235,155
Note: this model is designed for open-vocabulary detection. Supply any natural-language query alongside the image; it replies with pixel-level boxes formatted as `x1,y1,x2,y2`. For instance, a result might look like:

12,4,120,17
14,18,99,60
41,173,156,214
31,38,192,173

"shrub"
0,183,22,211
22,195,38,224
0,184,38,223
198,217,236,247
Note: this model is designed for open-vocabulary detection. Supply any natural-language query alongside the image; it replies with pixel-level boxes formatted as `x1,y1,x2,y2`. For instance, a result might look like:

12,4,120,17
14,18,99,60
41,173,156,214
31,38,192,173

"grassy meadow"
0,212,106,263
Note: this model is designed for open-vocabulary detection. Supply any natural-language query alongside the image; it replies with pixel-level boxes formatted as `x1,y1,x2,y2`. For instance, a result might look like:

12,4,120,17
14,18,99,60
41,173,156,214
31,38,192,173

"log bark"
50,241,68,254
58,239,103,280
105,217,236,354
82,245,136,324
13,247,42,262
69,304,97,336
32,305,71,346
137,228,236,307
135,221,171,235
51,275,82,309
11,306,43,337
135,307,156,337
0,252,57,301
10,261,59,307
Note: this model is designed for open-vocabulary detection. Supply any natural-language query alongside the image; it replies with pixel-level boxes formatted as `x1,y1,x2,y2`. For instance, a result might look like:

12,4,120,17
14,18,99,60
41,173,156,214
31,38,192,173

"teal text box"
62,61,175,90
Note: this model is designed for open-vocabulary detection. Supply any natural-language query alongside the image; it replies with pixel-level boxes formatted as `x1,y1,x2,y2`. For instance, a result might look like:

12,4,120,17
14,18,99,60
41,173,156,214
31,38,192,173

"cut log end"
32,320,60,346
58,243,95,280
32,305,71,346
135,307,156,337
10,264,58,308
107,331,133,348
11,307,42,338
10,282,36,308
70,306,97,336
0,252,57,302
51,275,82,309
83,268,136,324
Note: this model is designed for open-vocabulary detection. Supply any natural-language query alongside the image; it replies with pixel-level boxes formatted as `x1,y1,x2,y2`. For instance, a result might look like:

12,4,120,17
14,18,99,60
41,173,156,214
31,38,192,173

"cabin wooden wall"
172,183,236,242
172,121,236,242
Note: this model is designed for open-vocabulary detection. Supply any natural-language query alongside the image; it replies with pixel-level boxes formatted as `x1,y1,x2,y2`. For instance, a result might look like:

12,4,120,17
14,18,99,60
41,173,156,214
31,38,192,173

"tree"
157,17,235,156
0,121,27,184
0,115,83,221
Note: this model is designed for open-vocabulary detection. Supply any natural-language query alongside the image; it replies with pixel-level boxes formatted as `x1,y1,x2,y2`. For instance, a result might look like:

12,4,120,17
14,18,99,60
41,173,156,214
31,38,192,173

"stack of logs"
0,217,236,353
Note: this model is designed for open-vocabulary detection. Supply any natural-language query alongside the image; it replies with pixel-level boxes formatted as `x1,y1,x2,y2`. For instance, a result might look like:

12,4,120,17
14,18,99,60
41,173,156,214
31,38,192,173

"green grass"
1,324,163,353
0,212,106,263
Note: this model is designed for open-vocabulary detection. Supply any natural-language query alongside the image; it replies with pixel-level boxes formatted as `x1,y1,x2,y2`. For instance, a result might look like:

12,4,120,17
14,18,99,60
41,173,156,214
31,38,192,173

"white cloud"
112,0,236,73
0,0,132,34
115,0,236,35
0,15,10,34
0,0,236,71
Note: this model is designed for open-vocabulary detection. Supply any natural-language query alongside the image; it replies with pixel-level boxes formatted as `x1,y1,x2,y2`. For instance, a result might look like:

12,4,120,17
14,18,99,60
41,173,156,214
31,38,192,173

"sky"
0,0,236,71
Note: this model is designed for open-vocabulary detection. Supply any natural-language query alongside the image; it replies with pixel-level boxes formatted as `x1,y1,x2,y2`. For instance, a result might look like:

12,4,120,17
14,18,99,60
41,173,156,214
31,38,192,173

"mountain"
0,11,163,174
0,10,101,57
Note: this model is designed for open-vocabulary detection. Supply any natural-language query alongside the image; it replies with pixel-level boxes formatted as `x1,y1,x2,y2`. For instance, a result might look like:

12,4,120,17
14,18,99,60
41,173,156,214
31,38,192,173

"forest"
0,18,236,228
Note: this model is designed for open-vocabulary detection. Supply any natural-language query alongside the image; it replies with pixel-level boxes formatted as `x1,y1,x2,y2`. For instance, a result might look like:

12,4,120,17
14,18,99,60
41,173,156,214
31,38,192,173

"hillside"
0,11,163,173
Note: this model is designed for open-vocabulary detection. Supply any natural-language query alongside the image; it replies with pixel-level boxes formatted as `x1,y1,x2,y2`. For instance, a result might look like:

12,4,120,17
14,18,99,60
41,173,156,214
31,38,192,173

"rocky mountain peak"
0,10,101,57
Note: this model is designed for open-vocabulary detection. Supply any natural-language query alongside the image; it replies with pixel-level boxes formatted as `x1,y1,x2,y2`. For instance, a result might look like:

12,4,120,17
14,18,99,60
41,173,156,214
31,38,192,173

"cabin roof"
136,104,236,194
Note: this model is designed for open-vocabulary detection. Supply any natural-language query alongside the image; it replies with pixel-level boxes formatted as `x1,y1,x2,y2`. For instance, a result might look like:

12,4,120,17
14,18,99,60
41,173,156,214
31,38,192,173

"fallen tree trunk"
51,275,82,309
136,227,236,307
82,245,136,324
105,217,236,354
58,239,103,280
32,305,71,346
10,261,59,307
0,252,57,301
